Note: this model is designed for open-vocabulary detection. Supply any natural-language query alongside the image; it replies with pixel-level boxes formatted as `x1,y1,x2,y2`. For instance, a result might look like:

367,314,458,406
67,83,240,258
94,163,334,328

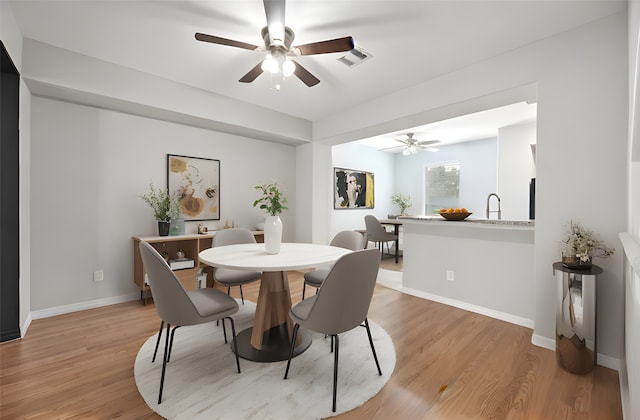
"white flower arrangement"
561,221,615,262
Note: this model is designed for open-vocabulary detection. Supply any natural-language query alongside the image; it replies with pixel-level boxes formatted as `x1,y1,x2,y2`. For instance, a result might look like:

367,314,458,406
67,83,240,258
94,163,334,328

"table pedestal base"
233,324,311,363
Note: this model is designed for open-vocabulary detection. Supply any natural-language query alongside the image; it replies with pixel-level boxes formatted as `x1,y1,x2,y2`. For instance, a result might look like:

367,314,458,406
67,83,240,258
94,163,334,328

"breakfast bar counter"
398,215,534,230
399,216,536,327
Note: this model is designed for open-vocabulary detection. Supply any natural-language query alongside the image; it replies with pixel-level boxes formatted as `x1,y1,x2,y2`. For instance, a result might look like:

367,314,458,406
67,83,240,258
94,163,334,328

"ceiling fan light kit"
195,0,355,88
402,145,417,156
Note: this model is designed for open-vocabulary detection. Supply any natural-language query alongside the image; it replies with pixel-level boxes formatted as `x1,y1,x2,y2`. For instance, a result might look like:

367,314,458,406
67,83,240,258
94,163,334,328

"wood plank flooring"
0,259,622,419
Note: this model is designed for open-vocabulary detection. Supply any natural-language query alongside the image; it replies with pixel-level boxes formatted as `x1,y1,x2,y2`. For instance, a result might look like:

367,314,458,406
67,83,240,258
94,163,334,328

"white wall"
622,0,640,417
18,78,31,331
311,13,628,363
29,97,296,312
403,222,535,324
21,39,311,146
331,142,395,237
295,142,332,245
393,138,498,217
498,122,536,221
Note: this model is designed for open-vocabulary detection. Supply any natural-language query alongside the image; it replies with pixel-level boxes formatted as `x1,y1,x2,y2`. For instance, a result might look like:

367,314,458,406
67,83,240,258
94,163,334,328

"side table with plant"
560,220,615,269
139,182,182,236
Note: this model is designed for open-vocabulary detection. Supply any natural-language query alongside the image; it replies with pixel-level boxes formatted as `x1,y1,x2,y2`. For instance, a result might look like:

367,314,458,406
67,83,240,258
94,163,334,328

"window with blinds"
424,162,460,214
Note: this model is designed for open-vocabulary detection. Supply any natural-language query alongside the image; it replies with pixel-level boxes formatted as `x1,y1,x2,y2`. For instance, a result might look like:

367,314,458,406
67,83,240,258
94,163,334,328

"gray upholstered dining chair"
284,248,382,413
302,230,365,299
139,241,241,405
364,214,399,263
212,228,262,304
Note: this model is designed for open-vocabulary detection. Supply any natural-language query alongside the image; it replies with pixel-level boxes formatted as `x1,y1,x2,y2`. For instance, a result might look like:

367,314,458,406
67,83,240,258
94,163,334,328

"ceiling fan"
379,133,440,155
195,0,355,87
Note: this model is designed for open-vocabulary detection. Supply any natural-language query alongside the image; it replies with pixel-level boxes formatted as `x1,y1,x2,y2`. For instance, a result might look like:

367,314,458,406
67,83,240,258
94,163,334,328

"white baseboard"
618,359,629,420
531,333,555,351
29,292,139,321
597,353,622,371
20,312,33,338
400,285,534,329
376,269,403,290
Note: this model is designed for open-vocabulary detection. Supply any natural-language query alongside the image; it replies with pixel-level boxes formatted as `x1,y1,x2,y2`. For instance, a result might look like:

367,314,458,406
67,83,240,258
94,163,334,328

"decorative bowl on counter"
439,211,472,221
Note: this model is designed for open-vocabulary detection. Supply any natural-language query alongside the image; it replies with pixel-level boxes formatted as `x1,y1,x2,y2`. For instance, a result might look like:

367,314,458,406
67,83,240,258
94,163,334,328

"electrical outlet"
93,270,104,282
446,270,454,281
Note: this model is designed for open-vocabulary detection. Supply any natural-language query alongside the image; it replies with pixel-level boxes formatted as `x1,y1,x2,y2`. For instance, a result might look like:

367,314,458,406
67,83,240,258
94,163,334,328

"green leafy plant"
253,183,288,216
561,220,615,262
139,182,182,222
391,192,412,215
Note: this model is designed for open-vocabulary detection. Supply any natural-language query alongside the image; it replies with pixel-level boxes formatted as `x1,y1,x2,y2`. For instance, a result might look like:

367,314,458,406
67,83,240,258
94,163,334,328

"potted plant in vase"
139,182,182,236
253,182,288,254
391,192,412,218
560,220,615,269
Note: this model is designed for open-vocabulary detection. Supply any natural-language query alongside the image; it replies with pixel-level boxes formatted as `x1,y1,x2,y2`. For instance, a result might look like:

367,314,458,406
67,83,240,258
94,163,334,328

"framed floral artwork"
167,154,220,221
333,167,374,209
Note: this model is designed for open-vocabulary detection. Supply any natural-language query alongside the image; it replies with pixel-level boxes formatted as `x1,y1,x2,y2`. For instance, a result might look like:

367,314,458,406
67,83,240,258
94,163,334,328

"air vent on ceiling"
337,46,372,67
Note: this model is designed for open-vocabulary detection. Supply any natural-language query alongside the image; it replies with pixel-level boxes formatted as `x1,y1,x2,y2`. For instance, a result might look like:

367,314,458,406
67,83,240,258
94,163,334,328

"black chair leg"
167,325,180,363
283,323,300,379
302,282,307,300
239,285,245,304
217,285,233,328
152,320,164,362
158,322,171,404
225,316,241,373
221,317,228,344
364,318,382,375
332,334,339,412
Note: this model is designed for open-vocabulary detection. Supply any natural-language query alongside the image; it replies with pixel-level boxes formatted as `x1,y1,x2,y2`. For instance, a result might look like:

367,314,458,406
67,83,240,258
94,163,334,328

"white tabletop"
199,242,352,272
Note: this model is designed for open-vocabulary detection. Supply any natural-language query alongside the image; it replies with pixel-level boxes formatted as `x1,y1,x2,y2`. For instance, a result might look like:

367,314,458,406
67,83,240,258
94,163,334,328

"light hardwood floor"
0,258,622,419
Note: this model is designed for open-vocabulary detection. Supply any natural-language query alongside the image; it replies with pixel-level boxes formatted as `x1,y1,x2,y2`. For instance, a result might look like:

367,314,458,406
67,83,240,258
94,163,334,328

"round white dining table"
199,242,351,362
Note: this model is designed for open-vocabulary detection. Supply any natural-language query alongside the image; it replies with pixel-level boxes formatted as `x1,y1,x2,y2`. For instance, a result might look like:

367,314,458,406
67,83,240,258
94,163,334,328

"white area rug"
134,300,396,419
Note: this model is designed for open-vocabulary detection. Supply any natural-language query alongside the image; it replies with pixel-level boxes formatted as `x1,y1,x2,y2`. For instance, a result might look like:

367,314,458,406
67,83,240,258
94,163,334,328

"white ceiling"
356,101,537,152
8,0,625,130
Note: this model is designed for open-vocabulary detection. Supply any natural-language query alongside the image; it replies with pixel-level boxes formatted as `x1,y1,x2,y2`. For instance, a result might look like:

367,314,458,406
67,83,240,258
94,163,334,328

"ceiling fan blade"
417,140,440,146
195,33,260,51
264,0,286,46
239,62,264,83
294,36,355,56
292,60,320,87
378,145,404,151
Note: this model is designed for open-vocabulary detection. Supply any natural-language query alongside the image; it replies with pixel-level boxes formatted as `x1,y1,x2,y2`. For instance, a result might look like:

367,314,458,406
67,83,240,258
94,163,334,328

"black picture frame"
333,167,374,209
167,154,220,221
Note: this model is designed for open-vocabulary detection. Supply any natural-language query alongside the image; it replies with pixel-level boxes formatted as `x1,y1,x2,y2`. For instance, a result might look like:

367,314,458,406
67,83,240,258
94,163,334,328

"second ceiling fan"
195,0,355,87
379,133,441,155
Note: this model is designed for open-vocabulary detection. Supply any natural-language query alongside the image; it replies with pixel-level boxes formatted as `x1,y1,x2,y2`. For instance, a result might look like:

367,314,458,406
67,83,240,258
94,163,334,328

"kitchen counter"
399,215,534,230
399,215,535,327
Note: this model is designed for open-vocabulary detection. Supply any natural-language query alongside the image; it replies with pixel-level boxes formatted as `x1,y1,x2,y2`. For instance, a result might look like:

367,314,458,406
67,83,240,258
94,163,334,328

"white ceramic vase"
264,215,283,254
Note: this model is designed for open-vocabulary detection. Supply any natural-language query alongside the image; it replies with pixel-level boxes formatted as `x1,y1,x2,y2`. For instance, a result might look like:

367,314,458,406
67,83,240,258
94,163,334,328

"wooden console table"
132,231,263,303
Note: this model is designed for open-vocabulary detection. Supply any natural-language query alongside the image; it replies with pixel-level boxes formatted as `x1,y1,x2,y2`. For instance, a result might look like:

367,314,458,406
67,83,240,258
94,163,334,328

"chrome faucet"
486,193,502,219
